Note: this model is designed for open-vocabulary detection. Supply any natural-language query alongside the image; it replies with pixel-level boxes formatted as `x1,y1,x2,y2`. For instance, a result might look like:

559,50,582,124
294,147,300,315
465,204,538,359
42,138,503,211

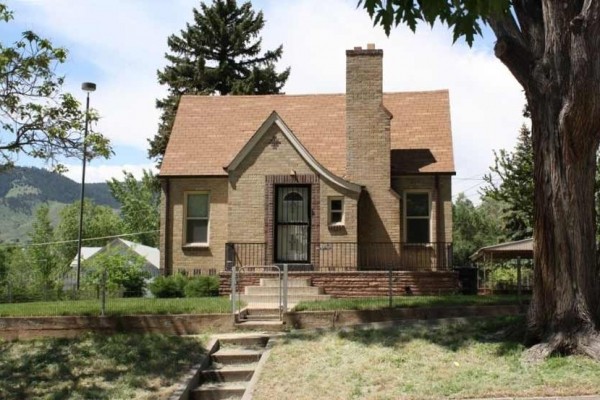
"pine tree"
482,124,534,240
148,0,290,163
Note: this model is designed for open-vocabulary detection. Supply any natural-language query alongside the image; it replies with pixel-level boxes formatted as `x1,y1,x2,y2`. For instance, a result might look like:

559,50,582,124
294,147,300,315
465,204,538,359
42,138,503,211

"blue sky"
3,0,523,201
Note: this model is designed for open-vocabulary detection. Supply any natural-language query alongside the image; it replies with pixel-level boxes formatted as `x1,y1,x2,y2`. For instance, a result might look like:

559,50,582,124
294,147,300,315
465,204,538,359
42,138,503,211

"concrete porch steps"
259,278,311,287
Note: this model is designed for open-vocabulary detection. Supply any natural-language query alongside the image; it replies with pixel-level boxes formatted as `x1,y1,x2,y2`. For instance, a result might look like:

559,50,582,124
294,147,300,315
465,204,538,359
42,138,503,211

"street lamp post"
76,82,96,290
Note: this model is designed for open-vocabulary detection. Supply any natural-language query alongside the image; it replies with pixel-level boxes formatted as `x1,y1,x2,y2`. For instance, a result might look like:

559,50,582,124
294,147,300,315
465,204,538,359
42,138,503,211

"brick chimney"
345,44,389,184
345,44,399,243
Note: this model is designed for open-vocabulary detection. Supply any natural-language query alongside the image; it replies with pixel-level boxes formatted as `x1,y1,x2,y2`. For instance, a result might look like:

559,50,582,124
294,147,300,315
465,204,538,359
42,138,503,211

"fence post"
7,280,12,303
100,268,107,316
516,256,522,305
282,264,288,318
388,266,393,308
230,263,237,316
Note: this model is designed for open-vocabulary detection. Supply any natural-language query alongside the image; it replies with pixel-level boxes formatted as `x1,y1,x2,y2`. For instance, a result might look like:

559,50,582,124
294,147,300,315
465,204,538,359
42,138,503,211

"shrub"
149,274,187,298
184,276,219,297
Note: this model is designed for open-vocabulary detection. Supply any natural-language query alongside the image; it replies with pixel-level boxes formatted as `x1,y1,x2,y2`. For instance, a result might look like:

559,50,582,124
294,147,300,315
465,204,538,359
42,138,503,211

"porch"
225,242,453,271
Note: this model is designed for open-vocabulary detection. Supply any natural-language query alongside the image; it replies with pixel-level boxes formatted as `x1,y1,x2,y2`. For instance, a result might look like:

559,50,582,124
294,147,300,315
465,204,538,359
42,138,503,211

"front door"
275,185,310,263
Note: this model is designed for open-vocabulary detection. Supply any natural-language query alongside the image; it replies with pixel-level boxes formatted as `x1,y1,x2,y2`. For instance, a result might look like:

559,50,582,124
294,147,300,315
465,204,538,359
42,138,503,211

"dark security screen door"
276,186,310,262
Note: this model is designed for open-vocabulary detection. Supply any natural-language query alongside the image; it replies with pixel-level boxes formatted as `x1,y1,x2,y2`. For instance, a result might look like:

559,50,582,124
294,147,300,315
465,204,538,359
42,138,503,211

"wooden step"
234,320,285,332
217,334,270,348
190,382,246,400
211,348,263,364
200,365,255,383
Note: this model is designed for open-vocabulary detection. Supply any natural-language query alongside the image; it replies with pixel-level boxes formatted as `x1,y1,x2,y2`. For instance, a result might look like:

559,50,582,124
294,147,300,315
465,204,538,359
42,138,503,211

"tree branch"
513,0,545,59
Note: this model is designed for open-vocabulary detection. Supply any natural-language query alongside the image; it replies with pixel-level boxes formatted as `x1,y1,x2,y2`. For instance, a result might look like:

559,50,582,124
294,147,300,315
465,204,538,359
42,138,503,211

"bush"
184,276,219,297
149,274,187,298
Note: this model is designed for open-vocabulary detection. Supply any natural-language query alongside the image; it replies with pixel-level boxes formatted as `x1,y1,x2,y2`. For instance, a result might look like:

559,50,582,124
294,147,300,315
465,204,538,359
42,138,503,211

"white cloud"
61,163,157,184
17,0,525,201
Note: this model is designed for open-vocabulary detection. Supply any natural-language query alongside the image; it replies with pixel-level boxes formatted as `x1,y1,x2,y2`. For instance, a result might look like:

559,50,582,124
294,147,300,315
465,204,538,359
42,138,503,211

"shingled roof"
159,90,455,177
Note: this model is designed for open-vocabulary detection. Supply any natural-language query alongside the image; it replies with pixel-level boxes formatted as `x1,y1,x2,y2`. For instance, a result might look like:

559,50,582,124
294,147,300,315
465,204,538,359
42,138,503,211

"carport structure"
470,238,533,298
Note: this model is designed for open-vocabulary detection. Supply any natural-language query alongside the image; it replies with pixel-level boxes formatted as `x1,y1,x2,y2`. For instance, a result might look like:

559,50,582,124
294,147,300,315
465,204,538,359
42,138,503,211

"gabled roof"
160,90,455,177
226,111,362,193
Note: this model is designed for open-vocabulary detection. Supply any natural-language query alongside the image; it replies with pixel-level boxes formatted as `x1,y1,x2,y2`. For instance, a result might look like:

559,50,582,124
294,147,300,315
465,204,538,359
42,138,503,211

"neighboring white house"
64,238,160,290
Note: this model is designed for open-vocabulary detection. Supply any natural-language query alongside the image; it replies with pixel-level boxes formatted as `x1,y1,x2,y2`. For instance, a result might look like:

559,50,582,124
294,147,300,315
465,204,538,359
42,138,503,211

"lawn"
0,296,233,317
294,294,527,311
0,333,208,399
252,316,600,400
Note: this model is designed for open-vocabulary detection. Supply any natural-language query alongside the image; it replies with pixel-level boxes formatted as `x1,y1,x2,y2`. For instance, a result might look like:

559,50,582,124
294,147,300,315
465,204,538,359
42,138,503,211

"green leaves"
107,170,160,248
0,3,111,169
358,0,511,46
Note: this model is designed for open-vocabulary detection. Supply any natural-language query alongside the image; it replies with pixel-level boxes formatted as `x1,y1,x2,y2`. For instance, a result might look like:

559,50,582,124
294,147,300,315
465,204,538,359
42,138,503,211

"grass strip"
294,294,528,311
0,296,233,317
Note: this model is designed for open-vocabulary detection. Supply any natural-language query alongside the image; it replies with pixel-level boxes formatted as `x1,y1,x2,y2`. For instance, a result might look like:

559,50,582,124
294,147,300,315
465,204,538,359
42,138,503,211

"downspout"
165,178,171,276
435,175,444,269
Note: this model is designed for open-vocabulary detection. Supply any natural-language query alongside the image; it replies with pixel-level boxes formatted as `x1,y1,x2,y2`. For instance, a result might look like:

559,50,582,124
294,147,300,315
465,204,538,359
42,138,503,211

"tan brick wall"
229,124,314,244
346,48,401,245
228,124,358,265
165,177,229,274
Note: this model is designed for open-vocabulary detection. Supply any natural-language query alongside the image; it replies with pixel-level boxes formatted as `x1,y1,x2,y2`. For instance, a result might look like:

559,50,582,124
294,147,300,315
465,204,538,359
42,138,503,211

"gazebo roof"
470,238,533,262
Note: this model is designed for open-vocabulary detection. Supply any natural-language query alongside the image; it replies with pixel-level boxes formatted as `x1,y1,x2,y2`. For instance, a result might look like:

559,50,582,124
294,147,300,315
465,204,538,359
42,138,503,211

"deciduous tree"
107,170,159,248
0,4,110,170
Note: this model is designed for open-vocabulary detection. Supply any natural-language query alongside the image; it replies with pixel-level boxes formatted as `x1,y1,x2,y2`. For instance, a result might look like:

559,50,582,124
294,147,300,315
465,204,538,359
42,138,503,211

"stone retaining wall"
0,314,234,340
285,304,524,330
219,270,459,297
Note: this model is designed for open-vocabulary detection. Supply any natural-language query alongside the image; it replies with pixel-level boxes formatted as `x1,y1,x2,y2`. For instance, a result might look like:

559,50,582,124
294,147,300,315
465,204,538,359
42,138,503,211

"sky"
4,0,525,202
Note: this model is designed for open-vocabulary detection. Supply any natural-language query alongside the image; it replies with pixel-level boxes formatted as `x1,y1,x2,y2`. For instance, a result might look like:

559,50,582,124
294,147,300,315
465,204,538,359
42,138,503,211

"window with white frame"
404,192,430,243
328,197,344,225
185,192,209,245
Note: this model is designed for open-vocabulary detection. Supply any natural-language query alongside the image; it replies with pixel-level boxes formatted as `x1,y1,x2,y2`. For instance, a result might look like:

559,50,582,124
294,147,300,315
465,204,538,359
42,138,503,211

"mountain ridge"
0,166,120,243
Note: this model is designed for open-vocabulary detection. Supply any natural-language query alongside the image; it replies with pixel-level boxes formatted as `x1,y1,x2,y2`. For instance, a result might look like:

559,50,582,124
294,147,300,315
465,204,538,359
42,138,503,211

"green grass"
253,316,600,400
0,333,208,399
294,294,527,311
0,296,234,317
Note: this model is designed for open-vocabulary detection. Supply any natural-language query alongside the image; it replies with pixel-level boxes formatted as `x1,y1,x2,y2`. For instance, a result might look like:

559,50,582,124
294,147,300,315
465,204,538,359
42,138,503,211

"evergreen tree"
148,0,290,163
482,124,534,240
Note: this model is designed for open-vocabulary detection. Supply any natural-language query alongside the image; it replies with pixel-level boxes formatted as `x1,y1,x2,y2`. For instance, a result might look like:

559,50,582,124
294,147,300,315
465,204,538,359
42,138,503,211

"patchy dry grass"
294,294,527,311
253,317,600,400
0,333,208,399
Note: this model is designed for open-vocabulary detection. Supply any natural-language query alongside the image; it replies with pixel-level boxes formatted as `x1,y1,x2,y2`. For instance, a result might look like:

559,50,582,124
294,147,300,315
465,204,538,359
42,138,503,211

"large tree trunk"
490,1,600,361
525,93,600,361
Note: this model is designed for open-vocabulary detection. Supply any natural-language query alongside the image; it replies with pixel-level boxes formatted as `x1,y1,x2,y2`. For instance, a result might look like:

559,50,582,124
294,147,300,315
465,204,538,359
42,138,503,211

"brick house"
158,44,455,285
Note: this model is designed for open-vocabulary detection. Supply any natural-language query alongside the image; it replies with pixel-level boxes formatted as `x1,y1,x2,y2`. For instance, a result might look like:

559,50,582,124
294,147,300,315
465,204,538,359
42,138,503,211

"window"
329,197,344,225
185,193,209,245
405,192,430,243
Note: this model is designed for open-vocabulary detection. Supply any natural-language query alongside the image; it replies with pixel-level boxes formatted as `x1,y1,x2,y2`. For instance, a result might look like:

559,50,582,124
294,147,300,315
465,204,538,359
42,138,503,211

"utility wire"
0,230,159,249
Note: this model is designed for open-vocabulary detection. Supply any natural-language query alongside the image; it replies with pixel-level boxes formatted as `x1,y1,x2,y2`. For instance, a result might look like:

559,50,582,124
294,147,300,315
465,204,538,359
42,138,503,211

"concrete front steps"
235,308,285,332
238,278,330,309
190,334,269,400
